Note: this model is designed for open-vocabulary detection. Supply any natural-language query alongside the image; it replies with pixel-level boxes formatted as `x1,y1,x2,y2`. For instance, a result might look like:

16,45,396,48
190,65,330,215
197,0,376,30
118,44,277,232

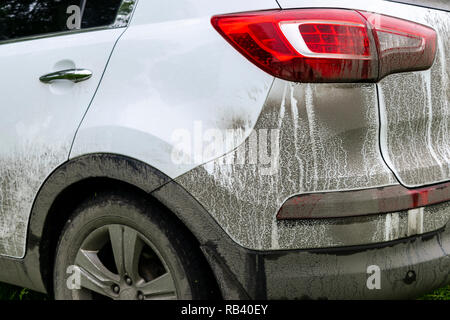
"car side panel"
70,0,448,251
176,1,450,250
176,80,450,250
70,0,278,178
0,29,123,258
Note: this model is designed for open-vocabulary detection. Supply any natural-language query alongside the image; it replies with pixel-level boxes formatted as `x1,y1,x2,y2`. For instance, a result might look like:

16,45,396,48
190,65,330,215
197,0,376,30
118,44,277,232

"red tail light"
360,11,437,79
211,9,436,82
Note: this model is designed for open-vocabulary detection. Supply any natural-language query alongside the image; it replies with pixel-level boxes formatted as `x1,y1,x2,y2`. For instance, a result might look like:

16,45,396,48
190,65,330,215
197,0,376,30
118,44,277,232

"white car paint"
0,0,448,258
70,0,278,178
0,28,124,258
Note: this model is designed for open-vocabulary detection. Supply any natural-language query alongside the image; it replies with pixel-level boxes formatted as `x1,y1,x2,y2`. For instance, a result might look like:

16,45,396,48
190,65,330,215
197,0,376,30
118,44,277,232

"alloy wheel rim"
70,224,178,300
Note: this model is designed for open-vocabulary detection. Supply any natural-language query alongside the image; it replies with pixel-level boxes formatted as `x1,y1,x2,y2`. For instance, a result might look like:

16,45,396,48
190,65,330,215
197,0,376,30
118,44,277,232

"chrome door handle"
39,69,92,84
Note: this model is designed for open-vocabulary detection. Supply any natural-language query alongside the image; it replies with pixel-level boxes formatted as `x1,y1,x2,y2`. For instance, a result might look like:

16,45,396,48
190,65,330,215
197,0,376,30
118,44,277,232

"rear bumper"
261,227,450,299
202,223,450,300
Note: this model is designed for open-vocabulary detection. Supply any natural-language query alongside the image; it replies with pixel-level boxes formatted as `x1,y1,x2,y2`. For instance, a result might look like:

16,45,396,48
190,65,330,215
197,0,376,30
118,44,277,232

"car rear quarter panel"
176,80,450,250
176,1,450,250
70,0,279,178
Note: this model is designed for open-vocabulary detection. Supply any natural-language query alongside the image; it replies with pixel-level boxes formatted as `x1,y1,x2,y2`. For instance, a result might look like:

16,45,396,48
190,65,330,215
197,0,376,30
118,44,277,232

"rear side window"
82,0,123,28
0,0,124,42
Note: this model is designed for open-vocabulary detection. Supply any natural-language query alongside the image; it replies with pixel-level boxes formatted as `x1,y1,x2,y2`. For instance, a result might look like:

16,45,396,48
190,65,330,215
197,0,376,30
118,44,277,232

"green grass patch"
0,283,47,300
419,285,450,300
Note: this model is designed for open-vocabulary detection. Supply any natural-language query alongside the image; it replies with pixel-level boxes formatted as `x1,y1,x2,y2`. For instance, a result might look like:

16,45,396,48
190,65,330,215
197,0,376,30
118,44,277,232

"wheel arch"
13,153,250,299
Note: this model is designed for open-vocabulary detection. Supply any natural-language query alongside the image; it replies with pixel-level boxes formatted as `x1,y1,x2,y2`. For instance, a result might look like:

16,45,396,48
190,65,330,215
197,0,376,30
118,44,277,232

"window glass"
0,0,124,42
82,0,122,29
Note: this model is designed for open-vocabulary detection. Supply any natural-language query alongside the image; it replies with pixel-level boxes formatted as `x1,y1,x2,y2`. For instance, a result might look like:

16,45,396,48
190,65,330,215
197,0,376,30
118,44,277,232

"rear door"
0,0,135,258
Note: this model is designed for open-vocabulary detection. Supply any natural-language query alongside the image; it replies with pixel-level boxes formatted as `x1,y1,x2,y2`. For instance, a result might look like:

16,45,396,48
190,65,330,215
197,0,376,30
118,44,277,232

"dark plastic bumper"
263,229,449,299
201,224,450,299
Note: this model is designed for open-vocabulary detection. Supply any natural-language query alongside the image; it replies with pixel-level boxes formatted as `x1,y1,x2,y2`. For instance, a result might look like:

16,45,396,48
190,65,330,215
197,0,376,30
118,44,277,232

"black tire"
53,190,219,300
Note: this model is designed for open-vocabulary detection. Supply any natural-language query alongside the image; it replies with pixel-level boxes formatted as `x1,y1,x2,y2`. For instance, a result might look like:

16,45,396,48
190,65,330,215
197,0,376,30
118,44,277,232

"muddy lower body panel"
261,226,450,299
200,216,450,299
177,79,450,251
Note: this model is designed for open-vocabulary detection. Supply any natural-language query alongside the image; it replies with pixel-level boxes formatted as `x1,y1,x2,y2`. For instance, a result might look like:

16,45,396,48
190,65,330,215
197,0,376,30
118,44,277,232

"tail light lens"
360,11,437,79
211,9,436,82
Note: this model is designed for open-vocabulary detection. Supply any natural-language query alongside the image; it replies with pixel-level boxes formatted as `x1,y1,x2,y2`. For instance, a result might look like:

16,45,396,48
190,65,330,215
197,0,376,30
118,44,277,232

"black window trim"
0,0,138,45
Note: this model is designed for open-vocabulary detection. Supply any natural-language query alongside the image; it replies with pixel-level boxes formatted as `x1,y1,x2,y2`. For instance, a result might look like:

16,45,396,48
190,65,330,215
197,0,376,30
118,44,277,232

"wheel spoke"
108,225,144,281
137,272,177,300
71,223,177,300
75,249,120,298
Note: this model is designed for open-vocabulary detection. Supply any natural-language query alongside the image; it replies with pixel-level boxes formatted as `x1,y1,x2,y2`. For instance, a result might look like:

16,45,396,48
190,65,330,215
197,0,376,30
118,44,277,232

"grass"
419,285,450,300
0,282,449,300
0,283,47,301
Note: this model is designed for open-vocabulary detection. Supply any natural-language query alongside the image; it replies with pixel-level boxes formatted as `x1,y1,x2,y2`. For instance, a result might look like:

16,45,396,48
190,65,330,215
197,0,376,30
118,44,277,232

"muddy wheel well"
39,177,221,298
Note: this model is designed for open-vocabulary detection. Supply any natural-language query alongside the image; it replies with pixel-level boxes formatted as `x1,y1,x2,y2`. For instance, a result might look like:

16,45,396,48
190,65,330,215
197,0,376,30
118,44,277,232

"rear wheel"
53,190,219,300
